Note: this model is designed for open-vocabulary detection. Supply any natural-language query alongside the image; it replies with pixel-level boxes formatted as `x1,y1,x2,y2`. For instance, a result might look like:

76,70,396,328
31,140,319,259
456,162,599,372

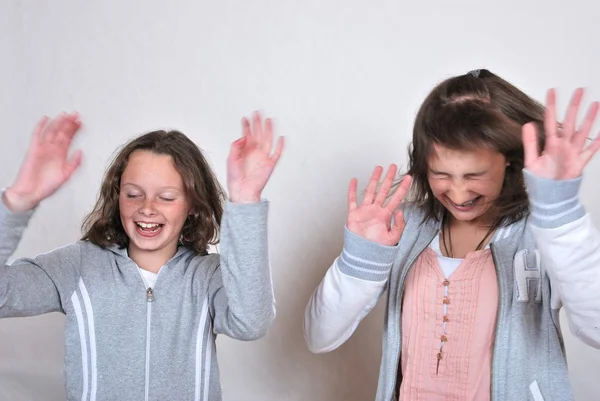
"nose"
446,180,473,204
138,198,157,217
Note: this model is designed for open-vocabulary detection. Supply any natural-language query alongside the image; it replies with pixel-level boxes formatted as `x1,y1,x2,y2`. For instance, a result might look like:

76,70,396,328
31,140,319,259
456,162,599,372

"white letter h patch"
514,249,542,303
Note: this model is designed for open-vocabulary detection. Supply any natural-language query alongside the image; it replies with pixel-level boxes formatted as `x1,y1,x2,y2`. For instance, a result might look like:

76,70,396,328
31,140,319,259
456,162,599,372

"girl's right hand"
3,113,83,213
347,164,412,246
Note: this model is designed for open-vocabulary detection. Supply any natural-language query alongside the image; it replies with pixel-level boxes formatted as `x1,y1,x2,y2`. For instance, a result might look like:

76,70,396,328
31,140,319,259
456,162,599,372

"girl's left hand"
523,88,600,180
227,112,284,203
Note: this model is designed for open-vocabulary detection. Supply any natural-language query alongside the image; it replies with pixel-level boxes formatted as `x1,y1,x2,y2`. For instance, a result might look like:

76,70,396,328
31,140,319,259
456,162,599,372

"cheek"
474,179,504,197
165,203,190,226
119,199,138,219
428,179,449,196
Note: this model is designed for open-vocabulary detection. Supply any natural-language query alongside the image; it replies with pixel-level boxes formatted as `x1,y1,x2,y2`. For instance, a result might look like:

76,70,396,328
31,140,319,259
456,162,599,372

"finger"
263,117,274,152
228,137,247,162
31,116,50,144
241,117,251,138
385,175,412,212
389,209,406,244
522,122,540,169
572,101,599,151
251,111,263,143
270,136,284,165
41,112,67,142
373,164,398,205
544,89,559,145
362,166,384,205
581,132,600,167
562,88,584,141
44,112,80,147
348,178,358,212
54,114,82,144
62,150,83,181
65,111,81,125
70,110,81,122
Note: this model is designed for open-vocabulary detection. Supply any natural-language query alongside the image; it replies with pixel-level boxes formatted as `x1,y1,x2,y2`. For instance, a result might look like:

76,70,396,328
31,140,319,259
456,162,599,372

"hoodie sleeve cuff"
523,169,585,229
336,227,398,282
0,188,36,228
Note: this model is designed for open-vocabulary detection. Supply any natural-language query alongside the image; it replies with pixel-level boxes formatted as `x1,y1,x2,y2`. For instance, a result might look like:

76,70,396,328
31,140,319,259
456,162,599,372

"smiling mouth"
135,222,164,233
448,196,482,208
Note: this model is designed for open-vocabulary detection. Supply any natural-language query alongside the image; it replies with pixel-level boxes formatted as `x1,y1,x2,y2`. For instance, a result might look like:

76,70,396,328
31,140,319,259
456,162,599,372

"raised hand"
227,112,284,203
523,88,600,180
3,112,83,213
347,164,412,246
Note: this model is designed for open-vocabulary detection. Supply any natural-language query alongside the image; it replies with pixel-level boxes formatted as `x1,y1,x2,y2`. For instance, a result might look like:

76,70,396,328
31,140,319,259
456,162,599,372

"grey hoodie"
305,170,600,401
0,196,275,401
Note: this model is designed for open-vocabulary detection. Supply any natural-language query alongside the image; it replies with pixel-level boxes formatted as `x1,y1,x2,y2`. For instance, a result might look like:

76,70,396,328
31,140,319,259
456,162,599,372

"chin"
133,242,164,252
127,231,171,252
447,208,491,224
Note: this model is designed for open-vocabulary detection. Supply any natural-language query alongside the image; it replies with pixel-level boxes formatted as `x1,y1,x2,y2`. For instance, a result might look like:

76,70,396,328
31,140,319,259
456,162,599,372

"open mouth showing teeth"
136,222,164,232
452,196,482,207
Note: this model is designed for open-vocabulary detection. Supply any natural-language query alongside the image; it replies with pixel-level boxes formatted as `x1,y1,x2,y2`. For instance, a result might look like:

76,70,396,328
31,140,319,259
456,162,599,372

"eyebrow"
120,183,184,192
429,169,488,177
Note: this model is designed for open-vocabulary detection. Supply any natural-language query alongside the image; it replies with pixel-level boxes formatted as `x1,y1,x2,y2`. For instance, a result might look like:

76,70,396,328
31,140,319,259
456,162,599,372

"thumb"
389,209,406,243
62,150,83,181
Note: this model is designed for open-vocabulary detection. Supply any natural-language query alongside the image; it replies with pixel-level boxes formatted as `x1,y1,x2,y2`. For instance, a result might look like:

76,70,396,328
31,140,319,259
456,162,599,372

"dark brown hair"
406,69,546,228
81,130,226,254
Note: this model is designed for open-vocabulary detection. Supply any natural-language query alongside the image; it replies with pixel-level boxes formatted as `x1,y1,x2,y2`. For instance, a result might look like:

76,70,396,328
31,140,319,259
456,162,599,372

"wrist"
2,188,38,213
228,194,261,204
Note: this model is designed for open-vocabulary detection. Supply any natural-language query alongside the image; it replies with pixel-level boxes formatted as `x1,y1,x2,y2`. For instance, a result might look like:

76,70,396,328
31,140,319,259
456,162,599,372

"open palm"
347,164,412,246
5,113,83,212
227,112,284,203
523,88,600,180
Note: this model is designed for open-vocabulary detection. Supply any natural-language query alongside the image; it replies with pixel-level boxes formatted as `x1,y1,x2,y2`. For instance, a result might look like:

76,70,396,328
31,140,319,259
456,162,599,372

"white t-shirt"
429,232,463,278
429,232,491,278
139,267,158,289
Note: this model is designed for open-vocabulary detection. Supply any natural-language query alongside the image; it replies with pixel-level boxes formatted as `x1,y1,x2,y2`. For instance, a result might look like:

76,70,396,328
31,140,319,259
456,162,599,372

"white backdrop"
1,0,599,400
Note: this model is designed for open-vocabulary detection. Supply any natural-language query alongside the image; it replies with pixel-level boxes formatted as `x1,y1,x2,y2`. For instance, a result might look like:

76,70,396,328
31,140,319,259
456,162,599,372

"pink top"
399,247,498,401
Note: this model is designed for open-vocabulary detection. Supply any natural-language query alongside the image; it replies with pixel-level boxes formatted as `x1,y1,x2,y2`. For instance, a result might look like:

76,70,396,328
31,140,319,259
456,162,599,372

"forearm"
211,200,275,340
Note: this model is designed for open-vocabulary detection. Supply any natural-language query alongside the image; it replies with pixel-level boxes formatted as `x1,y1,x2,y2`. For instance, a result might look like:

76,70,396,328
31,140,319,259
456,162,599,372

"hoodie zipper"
138,268,161,401
145,287,153,401
134,255,178,401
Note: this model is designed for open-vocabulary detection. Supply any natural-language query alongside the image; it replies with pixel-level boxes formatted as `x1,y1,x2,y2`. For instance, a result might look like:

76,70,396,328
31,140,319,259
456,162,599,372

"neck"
442,212,497,258
128,244,178,274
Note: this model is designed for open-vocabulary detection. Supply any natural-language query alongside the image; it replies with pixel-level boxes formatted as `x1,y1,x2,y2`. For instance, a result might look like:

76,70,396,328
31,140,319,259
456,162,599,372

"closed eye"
464,172,487,179
430,171,450,178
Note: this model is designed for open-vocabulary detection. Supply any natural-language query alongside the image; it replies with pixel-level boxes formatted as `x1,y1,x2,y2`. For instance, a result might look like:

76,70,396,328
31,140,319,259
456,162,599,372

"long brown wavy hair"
406,69,547,228
81,130,226,255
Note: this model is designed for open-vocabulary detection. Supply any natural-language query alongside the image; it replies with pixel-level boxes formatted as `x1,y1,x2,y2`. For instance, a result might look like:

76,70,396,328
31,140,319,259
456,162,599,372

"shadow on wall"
0,370,65,401
0,313,66,401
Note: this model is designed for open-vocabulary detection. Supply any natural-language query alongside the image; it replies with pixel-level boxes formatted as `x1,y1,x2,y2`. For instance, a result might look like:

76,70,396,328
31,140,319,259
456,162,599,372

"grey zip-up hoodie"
305,170,600,401
0,196,275,401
